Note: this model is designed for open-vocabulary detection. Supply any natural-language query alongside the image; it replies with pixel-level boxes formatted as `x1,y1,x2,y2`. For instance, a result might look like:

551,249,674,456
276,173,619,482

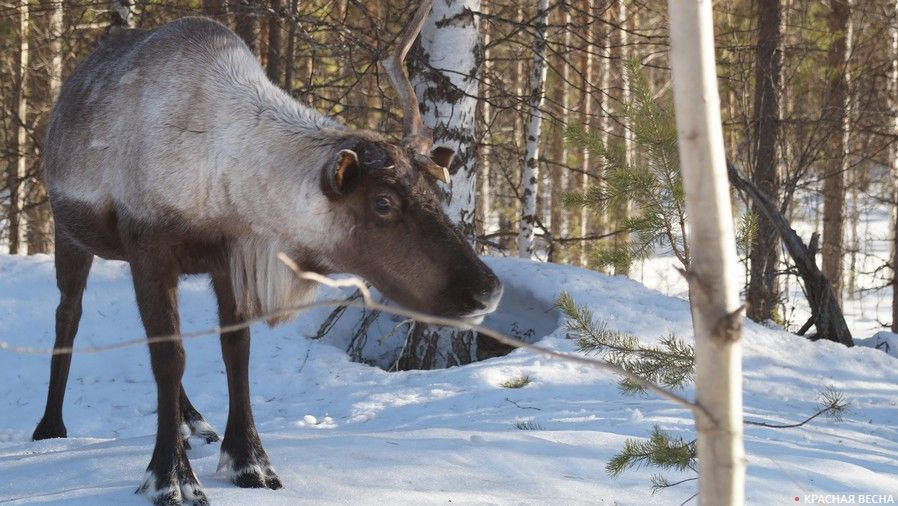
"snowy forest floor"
0,254,897,505
632,202,895,341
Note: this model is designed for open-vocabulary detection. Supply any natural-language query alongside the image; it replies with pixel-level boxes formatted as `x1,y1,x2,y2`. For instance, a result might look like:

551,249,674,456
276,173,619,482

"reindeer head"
317,0,502,322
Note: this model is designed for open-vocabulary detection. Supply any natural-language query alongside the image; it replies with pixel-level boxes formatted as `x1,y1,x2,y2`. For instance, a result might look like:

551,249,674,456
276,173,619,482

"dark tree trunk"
203,0,227,20
729,162,853,347
266,0,283,85
821,0,851,306
283,0,298,90
888,0,898,333
231,0,259,55
746,0,783,322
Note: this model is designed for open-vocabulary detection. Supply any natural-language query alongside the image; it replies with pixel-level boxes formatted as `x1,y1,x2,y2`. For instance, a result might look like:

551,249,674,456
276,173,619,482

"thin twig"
678,492,698,506
659,476,698,490
505,397,542,411
744,405,836,429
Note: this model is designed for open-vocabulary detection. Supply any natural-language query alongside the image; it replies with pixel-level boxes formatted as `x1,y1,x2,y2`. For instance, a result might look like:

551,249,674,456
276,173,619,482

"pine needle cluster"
513,420,544,431
501,375,533,389
818,385,849,422
555,292,694,392
563,60,688,271
735,211,759,257
606,425,696,488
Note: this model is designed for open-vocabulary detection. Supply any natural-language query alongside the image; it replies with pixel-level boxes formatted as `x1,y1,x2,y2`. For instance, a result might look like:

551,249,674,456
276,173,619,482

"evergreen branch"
556,293,695,392
606,425,696,478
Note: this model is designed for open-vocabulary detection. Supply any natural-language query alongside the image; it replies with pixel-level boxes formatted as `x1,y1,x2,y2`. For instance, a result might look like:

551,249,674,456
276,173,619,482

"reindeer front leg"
211,271,282,489
129,251,207,506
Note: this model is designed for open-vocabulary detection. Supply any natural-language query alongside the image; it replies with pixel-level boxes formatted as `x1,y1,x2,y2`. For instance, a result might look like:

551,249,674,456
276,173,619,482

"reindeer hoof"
32,418,67,440
137,470,209,506
180,420,219,446
218,451,282,490
189,420,220,444
232,467,282,490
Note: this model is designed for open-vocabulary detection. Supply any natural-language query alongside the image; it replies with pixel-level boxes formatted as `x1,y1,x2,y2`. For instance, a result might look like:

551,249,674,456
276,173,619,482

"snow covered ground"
1,253,897,504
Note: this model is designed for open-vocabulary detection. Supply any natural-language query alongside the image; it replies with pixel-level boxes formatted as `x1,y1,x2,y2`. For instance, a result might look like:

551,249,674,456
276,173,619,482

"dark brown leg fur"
212,271,281,490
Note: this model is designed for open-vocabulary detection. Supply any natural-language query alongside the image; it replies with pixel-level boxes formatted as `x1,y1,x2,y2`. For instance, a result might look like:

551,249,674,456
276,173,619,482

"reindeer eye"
374,196,393,215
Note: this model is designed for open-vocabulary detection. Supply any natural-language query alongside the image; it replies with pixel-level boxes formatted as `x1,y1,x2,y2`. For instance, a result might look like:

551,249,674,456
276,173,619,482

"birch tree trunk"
517,0,549,258
8,0,29,254
514,5,525,152
411,0,482,237
403,0,483,367
477,2,493,241
26,0,63,254
747,0,783,322
890,0,898,333
822,0,852,307
556,10,573,244
334,0,487,371
667,1,745,504
579,0,596,266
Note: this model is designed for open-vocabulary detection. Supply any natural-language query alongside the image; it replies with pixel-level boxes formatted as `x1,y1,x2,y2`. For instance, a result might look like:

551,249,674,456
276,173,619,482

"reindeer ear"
415,146,454,185
430,146,455,169
324,149,360,197
414,153,451,184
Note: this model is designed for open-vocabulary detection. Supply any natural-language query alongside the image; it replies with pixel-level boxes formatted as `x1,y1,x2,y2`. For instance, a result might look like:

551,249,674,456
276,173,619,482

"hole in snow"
312,275,560,371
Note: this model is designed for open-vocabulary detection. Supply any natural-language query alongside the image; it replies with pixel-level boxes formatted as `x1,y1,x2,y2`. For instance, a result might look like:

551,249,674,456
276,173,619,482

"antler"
381,0,435,156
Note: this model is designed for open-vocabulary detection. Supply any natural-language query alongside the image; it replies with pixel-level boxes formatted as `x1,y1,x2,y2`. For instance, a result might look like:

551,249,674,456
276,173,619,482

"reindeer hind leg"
33,232,93,440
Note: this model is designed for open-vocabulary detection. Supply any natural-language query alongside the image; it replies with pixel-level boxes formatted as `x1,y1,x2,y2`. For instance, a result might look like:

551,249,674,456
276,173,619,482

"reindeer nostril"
474,281,503,313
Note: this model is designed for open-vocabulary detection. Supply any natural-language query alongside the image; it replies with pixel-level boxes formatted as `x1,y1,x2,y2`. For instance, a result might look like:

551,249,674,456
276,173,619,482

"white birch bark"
27,0,62,254
559,10,572,239
375,0,485,369
890,0,898,333
48,2,62,98
412,0,482,237
666,0,746,504
477,2,493,238
9,0,29,254
579,0,596,266
517,0,549,258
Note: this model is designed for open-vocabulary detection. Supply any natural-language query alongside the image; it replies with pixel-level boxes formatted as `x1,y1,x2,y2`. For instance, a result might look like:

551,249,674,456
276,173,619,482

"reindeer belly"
51,197,127,260
52,195,231,274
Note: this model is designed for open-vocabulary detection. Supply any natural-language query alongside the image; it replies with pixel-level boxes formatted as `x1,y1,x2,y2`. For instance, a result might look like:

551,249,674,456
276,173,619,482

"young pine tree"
564,60,688,272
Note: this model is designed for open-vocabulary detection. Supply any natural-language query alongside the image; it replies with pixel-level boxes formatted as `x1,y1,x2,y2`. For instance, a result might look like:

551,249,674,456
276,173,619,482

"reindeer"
31,2,502,504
